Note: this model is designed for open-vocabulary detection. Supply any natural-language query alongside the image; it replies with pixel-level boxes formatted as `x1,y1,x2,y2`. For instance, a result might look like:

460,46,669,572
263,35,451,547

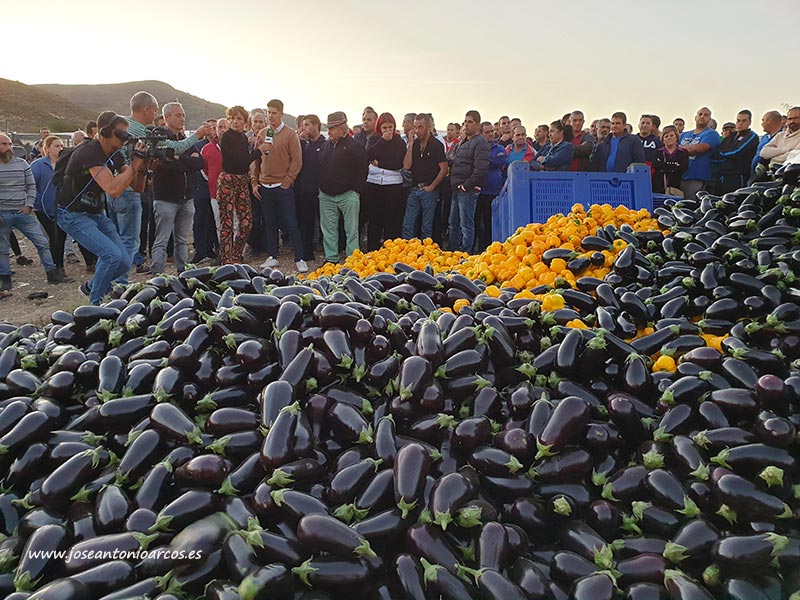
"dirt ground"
0,236,322,327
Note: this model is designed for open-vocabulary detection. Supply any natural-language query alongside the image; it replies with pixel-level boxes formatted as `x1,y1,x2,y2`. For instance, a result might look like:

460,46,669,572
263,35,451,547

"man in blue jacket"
474,122,507,252
591,112,646,173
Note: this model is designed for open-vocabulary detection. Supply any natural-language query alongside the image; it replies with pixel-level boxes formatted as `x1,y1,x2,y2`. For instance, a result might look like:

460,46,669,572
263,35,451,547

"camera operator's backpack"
52,146,76,193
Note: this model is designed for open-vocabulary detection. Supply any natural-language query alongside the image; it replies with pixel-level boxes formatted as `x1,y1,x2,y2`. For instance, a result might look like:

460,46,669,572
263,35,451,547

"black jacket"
713,129,759,178
296,135,326,194
320,135,369,196
448,134,490,190
152,131,205,202
652,147,689,193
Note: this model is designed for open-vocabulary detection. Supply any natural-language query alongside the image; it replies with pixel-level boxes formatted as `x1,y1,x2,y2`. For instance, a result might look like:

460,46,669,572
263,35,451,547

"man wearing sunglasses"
56,111,148,305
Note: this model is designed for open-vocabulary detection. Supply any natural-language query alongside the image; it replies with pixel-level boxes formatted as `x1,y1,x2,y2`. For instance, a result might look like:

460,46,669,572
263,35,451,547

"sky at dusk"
5,0,799,129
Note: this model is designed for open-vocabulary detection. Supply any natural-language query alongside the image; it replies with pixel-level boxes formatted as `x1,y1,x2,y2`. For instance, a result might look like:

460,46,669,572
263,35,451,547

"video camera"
126,125,175,162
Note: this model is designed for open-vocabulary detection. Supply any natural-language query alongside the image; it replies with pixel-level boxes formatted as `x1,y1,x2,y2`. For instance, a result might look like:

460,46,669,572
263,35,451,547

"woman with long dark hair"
364,112,407,250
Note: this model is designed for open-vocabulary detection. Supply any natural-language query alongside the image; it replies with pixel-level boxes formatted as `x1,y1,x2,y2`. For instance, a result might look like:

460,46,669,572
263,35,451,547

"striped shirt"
0,158,36,210
124,117,202,163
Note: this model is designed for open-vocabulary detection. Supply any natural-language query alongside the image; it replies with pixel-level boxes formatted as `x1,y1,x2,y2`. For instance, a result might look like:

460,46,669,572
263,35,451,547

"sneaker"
295,260,309,273
136,263,151,274
47,269,74,285
261,257,279,269
65,253,80,264
0,276,11,292
78,281,91,298
16,256,33,266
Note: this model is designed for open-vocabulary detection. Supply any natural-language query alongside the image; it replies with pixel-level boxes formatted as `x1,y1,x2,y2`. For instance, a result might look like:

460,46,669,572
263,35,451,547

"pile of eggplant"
0,174,800,600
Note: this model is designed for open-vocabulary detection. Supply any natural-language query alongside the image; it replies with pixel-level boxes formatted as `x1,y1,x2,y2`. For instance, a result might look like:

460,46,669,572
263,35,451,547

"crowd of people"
1,91,799,305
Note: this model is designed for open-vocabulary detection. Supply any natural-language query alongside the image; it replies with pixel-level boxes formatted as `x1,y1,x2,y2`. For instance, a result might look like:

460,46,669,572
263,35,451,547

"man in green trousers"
318,112,368,264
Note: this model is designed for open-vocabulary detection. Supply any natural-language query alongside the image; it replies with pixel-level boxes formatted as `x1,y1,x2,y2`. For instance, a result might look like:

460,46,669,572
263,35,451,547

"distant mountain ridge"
0,78,96,132
35,80,229,129
1,78,298,133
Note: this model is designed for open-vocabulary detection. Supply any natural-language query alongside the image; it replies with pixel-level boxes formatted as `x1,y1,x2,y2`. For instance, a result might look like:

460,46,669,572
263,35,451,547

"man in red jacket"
569,110,596,171
505,126,536,164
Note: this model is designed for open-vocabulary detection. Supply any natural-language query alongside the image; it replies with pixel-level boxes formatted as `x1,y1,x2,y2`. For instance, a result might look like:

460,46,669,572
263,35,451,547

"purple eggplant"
27,578,91,600
536,396,590,459
406,524,462,574
326,457,383,506
239,563,293,600
70,561,135,596
14,523,71,591
328,402,373,445
715,473,792,521
150,402,202,445
663,569,715,599
394,553,427,600
394,443,431,517
569,572,616,600
150,489,219,532
428,471,477,530
292,556,375,590
297,513,376,558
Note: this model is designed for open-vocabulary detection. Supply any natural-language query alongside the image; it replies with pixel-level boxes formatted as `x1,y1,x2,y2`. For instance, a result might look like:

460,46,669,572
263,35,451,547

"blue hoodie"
481,141,508,195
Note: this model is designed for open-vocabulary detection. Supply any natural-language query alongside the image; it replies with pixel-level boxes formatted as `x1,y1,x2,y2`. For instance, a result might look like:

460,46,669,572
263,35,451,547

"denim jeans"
106,189,141,283
261,186,304,261
319,190,360,262
448,189,479,252
58,208,131,305
152,200,195,274
0,210,56,276
402,188,439,241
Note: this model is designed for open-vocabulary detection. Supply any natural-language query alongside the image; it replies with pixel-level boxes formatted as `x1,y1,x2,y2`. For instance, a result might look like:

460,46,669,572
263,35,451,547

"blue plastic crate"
652,193,682,211
492,162,654,241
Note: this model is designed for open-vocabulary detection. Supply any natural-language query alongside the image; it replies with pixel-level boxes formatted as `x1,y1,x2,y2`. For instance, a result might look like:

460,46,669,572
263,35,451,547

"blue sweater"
592,132,646,173
538,141,574,171
30,156,57,217
482,141,508,195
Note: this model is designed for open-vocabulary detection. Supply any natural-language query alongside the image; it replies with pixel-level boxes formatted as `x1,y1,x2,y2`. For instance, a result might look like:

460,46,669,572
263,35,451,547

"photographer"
150,103,204,275
109,91,214,283
57,111,148,305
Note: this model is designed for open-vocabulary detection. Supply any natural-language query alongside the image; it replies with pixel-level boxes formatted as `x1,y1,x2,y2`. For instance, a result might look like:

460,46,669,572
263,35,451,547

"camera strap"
62,148,125,212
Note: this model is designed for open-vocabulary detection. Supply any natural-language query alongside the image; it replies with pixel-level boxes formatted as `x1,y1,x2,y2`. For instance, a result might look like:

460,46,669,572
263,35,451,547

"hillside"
36,80,228,129
0,78,96,132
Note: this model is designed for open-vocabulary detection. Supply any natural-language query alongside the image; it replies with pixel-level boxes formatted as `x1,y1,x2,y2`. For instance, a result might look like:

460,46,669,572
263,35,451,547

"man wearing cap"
56,111,149,305
318,112,368,263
